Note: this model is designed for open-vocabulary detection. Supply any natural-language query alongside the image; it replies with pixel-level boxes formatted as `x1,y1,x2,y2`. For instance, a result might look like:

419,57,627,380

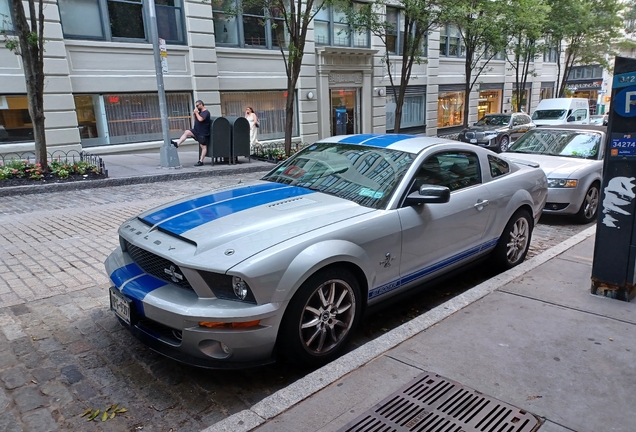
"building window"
540,86,553,100
213,0,288,49
58,0,186,44
478,90,502,117
440,24,463,57
73,92,192,147
543,41,558,63
0,96,33,144
0,0,14,32
385,7,427,56
437,91,464,128
313,3,369,48
220,91,298,140
386,88,426,132
568,65,604,80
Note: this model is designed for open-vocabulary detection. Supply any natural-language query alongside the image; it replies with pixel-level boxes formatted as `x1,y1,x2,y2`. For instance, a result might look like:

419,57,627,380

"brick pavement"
0,175,594,431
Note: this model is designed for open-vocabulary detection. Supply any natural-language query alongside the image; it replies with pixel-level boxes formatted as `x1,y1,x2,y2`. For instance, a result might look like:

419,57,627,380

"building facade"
0,0,561,155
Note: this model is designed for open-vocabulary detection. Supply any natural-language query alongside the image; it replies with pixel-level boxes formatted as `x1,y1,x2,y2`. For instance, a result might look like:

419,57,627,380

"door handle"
474,200,489,209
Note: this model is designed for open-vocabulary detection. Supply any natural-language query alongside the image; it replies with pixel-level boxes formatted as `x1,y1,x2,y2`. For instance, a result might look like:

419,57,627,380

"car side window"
413,152,481,192
569,109,588,121
488,154,510,178
513,116,523,126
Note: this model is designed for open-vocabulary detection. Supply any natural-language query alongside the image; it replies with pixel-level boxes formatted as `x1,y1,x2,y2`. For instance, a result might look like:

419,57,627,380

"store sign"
329,72,363,85
568,81,602,90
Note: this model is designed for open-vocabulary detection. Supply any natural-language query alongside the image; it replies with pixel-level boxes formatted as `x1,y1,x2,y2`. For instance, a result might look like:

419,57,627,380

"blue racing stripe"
110,263,144,288
368,237,499,299
141,183,288,225
121,274,167,316
338,134,379,144
157,185,315,235
363,134,416,148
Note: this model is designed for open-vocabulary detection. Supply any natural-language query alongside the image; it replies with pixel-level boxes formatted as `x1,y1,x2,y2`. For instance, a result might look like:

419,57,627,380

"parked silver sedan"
505,125,605,223
105,134,547,369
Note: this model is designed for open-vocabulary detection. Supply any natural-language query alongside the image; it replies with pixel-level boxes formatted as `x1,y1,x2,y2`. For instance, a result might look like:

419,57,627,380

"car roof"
319,134,453,153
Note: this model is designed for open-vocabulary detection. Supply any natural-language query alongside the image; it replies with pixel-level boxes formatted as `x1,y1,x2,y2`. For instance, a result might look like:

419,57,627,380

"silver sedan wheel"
506,217,530,264
580,185,599,222
299,279,356,355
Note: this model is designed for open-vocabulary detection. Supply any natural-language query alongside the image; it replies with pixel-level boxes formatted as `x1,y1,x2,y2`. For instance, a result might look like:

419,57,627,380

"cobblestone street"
0,175,593,431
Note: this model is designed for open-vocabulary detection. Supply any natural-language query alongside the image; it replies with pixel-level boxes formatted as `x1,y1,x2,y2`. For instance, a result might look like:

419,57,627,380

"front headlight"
547,178,578,188
199,271,257,303
485,131,500,135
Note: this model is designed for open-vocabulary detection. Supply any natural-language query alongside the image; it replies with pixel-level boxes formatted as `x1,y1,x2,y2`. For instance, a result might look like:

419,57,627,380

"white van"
531,98,590,126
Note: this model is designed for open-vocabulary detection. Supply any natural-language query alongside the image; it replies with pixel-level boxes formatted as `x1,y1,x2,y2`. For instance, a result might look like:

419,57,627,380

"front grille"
136,318,182,346
476,132,485,140
122,238,193,291
465,132,475,139
338,371,540,432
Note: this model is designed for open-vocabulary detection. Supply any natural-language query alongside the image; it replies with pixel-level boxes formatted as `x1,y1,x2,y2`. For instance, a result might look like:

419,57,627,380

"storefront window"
540,87,554,101
0,96,32,144
437,91,464,128
511,89,530,113
73,92,192,147
478,90,502,118
386,91,425,131
220,91,298,140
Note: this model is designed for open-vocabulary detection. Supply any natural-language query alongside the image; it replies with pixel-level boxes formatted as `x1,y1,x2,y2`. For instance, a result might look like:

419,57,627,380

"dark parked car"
457,113,535,153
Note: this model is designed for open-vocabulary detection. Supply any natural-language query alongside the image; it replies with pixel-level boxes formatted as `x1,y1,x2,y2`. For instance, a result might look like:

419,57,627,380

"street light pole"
145,0,180,168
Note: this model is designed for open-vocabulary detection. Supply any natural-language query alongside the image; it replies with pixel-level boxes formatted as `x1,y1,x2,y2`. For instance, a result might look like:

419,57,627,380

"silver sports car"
505,125,605,223
105,134,547,368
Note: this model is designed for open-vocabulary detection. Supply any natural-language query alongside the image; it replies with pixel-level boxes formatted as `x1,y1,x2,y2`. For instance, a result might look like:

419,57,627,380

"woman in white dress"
245,107,260,151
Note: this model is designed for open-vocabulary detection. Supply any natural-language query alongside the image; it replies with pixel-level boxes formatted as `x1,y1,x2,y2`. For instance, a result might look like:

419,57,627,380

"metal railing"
0,150,108,176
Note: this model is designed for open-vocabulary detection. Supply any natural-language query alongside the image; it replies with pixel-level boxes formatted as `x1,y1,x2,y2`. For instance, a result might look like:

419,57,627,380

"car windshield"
261,143,415,209
532,109,567,120
507,130,601,159
475,115,510,126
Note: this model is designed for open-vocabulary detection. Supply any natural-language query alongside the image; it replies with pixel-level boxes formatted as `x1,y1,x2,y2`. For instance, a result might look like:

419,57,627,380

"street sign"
159,38,169,74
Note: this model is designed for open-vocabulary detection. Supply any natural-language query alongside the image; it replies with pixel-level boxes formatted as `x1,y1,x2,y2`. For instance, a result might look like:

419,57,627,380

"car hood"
505,153,595,177
134,181,375,269
463,125,506,133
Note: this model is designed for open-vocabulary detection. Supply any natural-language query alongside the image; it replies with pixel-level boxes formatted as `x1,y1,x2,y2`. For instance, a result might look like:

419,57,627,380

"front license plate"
110,287,131,325
470,138,477,143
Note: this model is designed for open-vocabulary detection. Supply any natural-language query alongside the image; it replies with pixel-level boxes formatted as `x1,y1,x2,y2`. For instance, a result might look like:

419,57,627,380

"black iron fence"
0,150,108,176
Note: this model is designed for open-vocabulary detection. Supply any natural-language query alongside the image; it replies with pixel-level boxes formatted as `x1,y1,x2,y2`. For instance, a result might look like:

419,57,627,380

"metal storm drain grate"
337,371,541,432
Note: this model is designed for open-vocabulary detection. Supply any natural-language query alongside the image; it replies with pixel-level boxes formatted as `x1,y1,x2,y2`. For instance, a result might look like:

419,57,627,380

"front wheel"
278,267,362,366
497,135,510,153
576,183,600,224
493,209,533,270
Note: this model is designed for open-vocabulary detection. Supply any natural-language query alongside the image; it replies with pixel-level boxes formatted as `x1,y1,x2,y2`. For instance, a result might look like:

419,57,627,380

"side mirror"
405,185,451,206
566,116,575,122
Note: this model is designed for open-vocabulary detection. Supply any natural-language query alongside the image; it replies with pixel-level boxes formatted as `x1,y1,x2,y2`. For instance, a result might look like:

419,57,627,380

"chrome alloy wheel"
582,186,599,220
506,217,530,264
299,279,356,355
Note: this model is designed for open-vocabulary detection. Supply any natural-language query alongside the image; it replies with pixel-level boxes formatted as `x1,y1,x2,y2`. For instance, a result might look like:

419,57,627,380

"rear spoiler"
506,157,540,168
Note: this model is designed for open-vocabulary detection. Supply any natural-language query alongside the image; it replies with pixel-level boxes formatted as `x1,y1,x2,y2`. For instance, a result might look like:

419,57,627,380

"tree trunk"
12,0,47,170
284,72,299,156
463,50,473,128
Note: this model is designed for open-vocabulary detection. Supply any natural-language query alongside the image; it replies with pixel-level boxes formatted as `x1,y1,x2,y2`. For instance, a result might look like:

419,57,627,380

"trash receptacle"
226,116,250,163
204,116,230,165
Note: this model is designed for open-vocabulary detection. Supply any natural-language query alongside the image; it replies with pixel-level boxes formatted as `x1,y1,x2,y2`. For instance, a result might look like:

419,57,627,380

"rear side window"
415,152,481,192
488,155,510,178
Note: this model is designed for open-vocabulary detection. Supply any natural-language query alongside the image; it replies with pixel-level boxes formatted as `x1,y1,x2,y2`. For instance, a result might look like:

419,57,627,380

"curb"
0,164,272,197
202,225,598,432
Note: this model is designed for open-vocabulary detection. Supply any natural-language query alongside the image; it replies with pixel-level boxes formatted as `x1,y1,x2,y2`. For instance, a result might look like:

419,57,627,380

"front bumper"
459,135,499,148
105,249,284,368
542,188,579,215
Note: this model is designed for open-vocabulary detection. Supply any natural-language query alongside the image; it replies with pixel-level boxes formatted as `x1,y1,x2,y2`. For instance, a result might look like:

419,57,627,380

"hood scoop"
269,197,318,211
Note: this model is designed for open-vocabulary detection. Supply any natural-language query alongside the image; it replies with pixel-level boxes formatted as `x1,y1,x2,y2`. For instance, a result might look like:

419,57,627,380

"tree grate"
337,371,541,432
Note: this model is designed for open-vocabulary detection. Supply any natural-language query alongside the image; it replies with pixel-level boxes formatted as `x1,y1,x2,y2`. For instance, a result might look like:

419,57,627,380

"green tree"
440,0,509,127
341,0,440,132
503,0,550,113
2,0,47,170
545,0,623,97
232,0,328,155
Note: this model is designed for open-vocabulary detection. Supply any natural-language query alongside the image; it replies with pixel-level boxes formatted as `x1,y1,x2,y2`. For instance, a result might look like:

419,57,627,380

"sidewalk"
207,226,636,432
0,149,274,197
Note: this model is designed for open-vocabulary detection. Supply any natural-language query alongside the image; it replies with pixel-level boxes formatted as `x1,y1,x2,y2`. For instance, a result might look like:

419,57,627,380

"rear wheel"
497,136,510,153
575,183,600,224
493,209,533,270
278,267,361,366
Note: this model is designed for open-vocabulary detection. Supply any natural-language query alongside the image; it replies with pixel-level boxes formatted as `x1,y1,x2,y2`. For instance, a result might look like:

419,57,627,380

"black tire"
575,183,600,224
493,209,533,270
278,267,362,367
497,135,510,153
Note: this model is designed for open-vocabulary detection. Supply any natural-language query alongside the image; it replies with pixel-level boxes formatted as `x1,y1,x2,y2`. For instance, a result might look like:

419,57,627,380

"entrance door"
331,89,358,136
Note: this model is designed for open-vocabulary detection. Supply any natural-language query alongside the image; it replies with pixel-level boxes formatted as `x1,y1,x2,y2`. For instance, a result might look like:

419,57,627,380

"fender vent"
268,197,317,211
337,371,541,432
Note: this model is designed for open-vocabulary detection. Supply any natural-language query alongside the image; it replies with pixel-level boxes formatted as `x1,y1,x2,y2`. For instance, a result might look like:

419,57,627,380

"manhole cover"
337,371,541,432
